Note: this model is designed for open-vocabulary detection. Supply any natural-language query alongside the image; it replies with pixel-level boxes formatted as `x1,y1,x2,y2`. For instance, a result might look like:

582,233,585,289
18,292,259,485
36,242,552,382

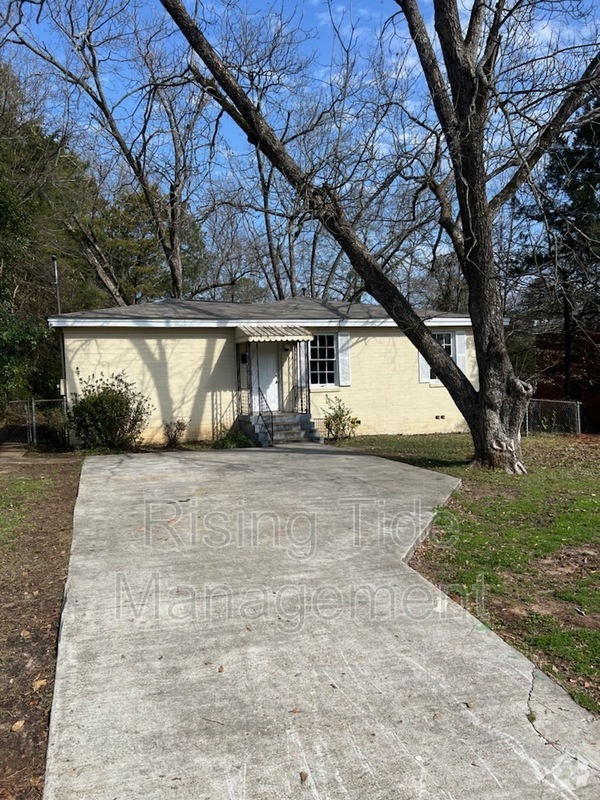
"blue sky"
195,0,398,68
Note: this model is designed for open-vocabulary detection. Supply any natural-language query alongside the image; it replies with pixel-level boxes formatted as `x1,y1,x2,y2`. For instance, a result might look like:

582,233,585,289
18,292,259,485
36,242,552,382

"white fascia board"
49,315,473,330
423,317,472,328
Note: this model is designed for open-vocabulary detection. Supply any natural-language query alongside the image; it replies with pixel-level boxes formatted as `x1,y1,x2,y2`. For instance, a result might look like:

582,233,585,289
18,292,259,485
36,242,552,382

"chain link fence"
0,401,32,445
523,398,582,436
0,398,68,446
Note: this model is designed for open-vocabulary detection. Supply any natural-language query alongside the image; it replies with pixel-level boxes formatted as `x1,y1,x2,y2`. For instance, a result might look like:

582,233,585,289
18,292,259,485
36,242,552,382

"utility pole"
52,255,61,315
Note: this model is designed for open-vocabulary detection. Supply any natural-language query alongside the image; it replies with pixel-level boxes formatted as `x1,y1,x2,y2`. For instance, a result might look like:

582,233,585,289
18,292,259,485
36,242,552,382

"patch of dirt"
517,545,600,631
0,457,82,800
458,483,522,502
572,434,600,447
490,594,599,632
535,544,598,579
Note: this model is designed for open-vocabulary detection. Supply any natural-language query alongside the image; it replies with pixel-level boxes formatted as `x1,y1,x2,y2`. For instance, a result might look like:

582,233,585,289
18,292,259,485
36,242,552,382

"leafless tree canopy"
1,0,255,300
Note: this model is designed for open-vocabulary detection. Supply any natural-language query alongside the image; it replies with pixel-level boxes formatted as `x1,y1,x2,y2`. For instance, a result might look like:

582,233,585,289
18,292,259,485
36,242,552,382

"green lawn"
343,433,600,714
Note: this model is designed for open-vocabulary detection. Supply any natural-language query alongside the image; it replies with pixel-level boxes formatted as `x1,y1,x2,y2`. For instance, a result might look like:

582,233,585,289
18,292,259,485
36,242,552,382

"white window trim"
419,330,467,385
310,333,338,387
310,332,351,388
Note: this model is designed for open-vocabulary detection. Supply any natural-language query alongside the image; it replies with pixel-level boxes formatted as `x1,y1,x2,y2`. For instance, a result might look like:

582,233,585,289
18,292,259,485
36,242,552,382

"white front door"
258,342,280,410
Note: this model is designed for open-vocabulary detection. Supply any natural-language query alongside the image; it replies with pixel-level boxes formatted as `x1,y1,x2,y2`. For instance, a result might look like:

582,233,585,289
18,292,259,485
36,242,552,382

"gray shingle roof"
49,296,466,323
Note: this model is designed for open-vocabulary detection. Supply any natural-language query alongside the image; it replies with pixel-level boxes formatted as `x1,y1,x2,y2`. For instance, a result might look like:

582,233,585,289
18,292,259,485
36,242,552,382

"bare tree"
157,0,600,472
2,0,216,299
191,3,438,303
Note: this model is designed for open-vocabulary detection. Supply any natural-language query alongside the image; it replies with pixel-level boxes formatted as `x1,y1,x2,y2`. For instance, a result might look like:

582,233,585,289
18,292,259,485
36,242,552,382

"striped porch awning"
235,324,314,343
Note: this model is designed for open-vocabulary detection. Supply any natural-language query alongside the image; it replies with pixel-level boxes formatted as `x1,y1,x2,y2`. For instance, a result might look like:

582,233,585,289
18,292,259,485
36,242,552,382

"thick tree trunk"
424,1,535,471
462,377,532,473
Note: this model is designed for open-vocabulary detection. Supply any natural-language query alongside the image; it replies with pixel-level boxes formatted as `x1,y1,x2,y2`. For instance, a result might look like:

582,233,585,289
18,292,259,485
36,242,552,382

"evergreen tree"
519,103,600,397
0,60,103,398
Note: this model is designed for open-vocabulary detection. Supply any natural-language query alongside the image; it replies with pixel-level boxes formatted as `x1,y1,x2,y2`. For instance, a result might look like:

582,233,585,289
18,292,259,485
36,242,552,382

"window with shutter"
309,333,351,387
418,330,467,384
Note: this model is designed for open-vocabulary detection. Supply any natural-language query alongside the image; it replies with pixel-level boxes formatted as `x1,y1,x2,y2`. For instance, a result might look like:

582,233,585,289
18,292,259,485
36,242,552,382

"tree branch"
490,51,600,216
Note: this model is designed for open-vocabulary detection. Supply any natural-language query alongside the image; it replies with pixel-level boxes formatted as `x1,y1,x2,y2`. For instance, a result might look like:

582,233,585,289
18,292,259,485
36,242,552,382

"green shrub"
324,395,360,441
69,371,153,450
212,427,254,449
163,418,188,448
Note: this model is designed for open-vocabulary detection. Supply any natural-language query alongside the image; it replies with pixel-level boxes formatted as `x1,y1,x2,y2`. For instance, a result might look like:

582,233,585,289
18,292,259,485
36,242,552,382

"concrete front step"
272,429,322,443
237,414,322,447
271,416,322,444
272,415,306,421
272,423,316,433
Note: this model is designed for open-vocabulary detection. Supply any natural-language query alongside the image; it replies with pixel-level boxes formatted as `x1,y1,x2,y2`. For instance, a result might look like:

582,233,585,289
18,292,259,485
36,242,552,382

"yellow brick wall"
63,328,238,443
309,327,477,435
62,324,477,442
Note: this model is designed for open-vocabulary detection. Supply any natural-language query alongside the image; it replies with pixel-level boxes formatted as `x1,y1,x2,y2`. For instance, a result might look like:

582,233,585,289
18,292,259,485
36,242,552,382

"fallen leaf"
20,629,31,639
300,771,309,785
217,665,224,673
32,679,47,692
11,720,25,733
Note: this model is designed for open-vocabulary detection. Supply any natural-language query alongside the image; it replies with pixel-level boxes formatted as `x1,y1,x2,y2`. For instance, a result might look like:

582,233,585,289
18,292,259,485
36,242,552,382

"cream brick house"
48,297,477,445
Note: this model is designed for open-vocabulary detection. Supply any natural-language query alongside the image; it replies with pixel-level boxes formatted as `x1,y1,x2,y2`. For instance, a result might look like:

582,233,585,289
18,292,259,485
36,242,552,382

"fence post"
576,402,582,435
31,398,37,445
24,401,32,444
525,405,529,438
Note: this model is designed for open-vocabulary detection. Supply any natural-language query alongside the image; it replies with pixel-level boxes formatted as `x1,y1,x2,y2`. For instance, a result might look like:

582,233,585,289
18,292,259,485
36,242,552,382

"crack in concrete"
527,668,600,777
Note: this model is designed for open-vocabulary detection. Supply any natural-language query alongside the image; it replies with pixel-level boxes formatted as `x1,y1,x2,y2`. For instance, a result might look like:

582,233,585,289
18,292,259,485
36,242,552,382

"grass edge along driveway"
343,432,600,715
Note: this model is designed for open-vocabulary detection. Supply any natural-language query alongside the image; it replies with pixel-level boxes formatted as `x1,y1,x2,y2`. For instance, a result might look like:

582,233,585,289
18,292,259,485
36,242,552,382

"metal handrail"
257,388,274,444
237,388,251,416
294,384,310,414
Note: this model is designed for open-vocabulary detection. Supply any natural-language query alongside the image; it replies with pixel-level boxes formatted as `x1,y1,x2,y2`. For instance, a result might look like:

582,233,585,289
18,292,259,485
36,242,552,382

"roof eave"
47,315,473,330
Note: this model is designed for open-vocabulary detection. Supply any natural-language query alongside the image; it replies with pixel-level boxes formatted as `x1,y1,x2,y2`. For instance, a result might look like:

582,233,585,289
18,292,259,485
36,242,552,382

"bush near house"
324,395,360,441
69,371,152,450
212,427,254,449
163,418,189,448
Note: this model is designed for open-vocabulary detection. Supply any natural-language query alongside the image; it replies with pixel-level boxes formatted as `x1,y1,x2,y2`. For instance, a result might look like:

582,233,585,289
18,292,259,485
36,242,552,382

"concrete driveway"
44,446,599,799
